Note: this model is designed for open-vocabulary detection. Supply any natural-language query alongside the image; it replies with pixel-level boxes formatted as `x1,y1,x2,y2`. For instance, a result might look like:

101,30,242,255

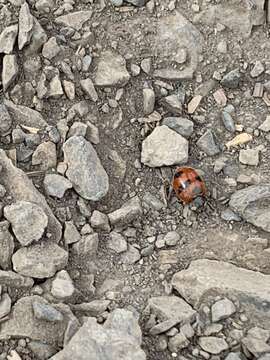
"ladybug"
172,167,206,205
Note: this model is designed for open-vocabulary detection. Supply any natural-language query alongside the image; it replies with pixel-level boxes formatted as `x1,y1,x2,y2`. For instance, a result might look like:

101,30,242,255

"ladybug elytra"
172,167,206,205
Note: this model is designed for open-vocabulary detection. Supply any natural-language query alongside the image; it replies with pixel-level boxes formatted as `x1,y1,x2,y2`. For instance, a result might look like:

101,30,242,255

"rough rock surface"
50,309,146,360
63,136,109,201
141,125,189,167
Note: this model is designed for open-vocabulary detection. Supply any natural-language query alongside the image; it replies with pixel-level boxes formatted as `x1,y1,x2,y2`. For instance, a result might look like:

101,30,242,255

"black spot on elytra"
195,175,202,182
174,171,183,178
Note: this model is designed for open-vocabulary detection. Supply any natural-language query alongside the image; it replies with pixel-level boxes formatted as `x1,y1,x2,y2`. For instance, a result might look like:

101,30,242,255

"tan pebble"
187,95,202,114
226,133,252,148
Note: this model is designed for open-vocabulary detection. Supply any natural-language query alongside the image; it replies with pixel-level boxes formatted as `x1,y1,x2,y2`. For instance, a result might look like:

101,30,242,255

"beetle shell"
172,167,206,204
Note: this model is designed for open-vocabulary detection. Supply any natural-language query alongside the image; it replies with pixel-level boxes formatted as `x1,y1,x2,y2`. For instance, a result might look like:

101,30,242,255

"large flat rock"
0,150,62,243
172,259,270,322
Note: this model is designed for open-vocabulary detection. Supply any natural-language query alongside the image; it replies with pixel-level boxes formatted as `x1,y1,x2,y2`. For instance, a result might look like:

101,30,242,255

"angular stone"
50,309,146,360
222,111,235,133
107,232,127,253
229,184,270,232
48,75,63,98
63,136,109,201
161,94,182,115
28,341,57,359
44,174,72,198
64,221,80,245
0,220,14,270
42,37,60,60
141,125,189,167
120,245,140,264
80,78,98,102
242,336,270,357
95,51,130,87
24,18,47,55
2,54,18,92
0,296,74,346
0,270,33,288
51,270,75,300
0,151,61,243
197,130,220,156
4,201,48,246
143,88,155,115
198,336,228,354
172,259,270,316
126,0,146,6
0,104,12,135
33,302,64,322
162,117,194,138
32,141,57,170
259,115,270,132
4,100,48,129
108,196,142,227
168,333,189,352
71,233,99,258
251,61,265,78
55,11,92,31
18,2,34,50
12,242,68,278
90,210,110,232
221,69,241,89
0,25,18,54
71,300,111,317
211,298,236,322
0,293,11,320
239,149,259,166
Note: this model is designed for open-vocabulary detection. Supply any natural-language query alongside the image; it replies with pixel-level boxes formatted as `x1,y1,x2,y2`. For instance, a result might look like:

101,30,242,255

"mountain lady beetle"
173,167,206,205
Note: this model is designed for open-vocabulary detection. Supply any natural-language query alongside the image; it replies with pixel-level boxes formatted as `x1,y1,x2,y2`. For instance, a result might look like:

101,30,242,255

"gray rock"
107,232,127,253
64,221,81,245
164,231,180,246
110,0,123,6
126,0,146,6
50,309,146,360
95,51,130,87
147,296,196,324
28,341,57,360
32,141,57,170
143,88,155,115
141,58,151,74
68,122,87,138
18,2,34,50
2,54,18,92
198,337,228,354
108,149,126,179
90,210,110,232
4,201,48,246
0,150,61,243
108,196,142,227
143,192,165,211
71,300,110,317
211,298,236,322
161,95,182,115
42,37,60,59
44,174,72,198
162,117,194,138
259,355,270,360
47,74,63,98
63,136,109,201
239,149,259,166
4,100,48,129
24,18,47,55
250,61,265,78
0,270,34,288
82,55,92,72
259,115,270,132
168,333,189,352
153,11,203,81
221,209,241,222
141,125,189,167
0,104,12,135
0,296,75,346
172,259,270,317
247,327,270,342
71,233,99,258
221,69,241,89
225,352,243,360
55,11,92,31
0,220,14,270
86,121,100,144
12,242,68,278
229,184,270,232
242,336,270,357
0,25,18,54
51,270,75,300
197,130,220,156
121,245,141,264
80,78,98,102
33,302,63,322
0,293,11,319
222,111,235,133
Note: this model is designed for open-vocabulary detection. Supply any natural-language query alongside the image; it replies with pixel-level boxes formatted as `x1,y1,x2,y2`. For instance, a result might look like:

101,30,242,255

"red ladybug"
172,167,206,204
